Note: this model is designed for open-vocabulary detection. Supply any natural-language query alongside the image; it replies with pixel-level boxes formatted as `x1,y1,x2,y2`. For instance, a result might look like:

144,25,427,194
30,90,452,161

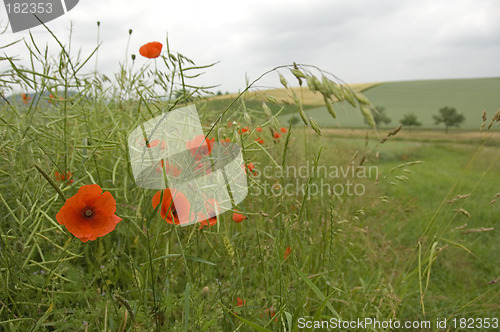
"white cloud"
1,0,499,92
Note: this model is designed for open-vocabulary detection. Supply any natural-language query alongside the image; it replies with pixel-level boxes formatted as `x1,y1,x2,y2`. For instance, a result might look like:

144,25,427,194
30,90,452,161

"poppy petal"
152,190,162,209
171,193,191,224
93,191,117,217
139,42,163,59
56,204,93,239
76,184,103,205
89,214,122,240
232,213,247,223
55,184,121,242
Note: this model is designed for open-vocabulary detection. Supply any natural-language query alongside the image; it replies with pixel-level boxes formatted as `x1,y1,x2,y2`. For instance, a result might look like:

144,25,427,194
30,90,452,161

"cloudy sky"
1,0,499,92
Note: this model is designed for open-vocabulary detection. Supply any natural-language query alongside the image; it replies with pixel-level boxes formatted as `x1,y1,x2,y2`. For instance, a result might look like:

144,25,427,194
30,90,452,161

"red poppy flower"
227,121,233,127
265,308,278,321
198,214,217,229
55,171,74,184
152,189,191,225
47,94,63,104
186,135,214,161
280,127,288,133
139,41,163,59
146,139,160,148
255,137,264,144
232,212,247,223
274,132,281,139
245,163,257,176
192,160,212,176
236,297,246,307
256,127,262,132
155,160,182,177
283,246,291,260
21,93,30,104
56,184,122,242
171,166,182,177
198,198,218,229
239,127,249,134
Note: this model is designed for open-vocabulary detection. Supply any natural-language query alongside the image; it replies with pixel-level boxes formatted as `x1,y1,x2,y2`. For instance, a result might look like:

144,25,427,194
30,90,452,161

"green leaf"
284,311,293,332
220,302,273,332
184,283,190,332
143,254,216,266
293,266,340,318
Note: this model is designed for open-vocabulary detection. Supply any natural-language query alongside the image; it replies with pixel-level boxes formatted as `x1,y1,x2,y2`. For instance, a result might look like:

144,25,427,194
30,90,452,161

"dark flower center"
82,206,95,219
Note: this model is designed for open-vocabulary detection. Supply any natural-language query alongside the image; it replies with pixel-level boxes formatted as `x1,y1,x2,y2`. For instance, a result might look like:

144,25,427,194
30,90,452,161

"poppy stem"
34,163,67,202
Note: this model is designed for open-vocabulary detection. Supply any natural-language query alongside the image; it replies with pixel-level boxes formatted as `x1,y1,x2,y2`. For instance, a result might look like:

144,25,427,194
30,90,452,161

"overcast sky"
1,0,500,92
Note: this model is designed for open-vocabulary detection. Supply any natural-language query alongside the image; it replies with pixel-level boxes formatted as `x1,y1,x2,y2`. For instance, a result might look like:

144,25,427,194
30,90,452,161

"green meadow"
276,77,500,130
1,30,499,331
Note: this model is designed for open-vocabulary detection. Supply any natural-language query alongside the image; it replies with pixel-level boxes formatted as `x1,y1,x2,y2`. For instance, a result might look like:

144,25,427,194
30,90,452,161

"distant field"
278,77,500,130
201,83,379,122
210,83,378,106
321,128,500,146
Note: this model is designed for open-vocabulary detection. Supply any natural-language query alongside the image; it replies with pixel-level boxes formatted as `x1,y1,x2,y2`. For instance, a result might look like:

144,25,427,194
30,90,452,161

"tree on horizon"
433,106,465,133
400,113,422,131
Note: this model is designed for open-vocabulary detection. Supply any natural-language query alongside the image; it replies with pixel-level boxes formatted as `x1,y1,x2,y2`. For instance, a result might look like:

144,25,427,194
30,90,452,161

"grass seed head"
324,95,336,119
279,73,288,88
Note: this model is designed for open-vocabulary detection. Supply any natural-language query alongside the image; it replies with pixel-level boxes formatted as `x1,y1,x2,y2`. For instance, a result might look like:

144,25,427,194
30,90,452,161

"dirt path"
319,128,500,145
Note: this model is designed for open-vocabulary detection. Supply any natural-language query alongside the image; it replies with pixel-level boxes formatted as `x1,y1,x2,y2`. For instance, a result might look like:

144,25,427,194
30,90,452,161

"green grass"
278,77,500,130
1,26,499,331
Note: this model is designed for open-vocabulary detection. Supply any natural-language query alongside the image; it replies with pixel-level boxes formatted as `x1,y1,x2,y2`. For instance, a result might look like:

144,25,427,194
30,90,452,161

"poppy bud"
129,29,133,35
232,213,247,223
139,42,163,59
202,286,209,298
131,54,136,61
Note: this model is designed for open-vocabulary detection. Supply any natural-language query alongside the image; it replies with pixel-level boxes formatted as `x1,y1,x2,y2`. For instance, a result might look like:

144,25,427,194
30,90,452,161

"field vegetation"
1,27,499,331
